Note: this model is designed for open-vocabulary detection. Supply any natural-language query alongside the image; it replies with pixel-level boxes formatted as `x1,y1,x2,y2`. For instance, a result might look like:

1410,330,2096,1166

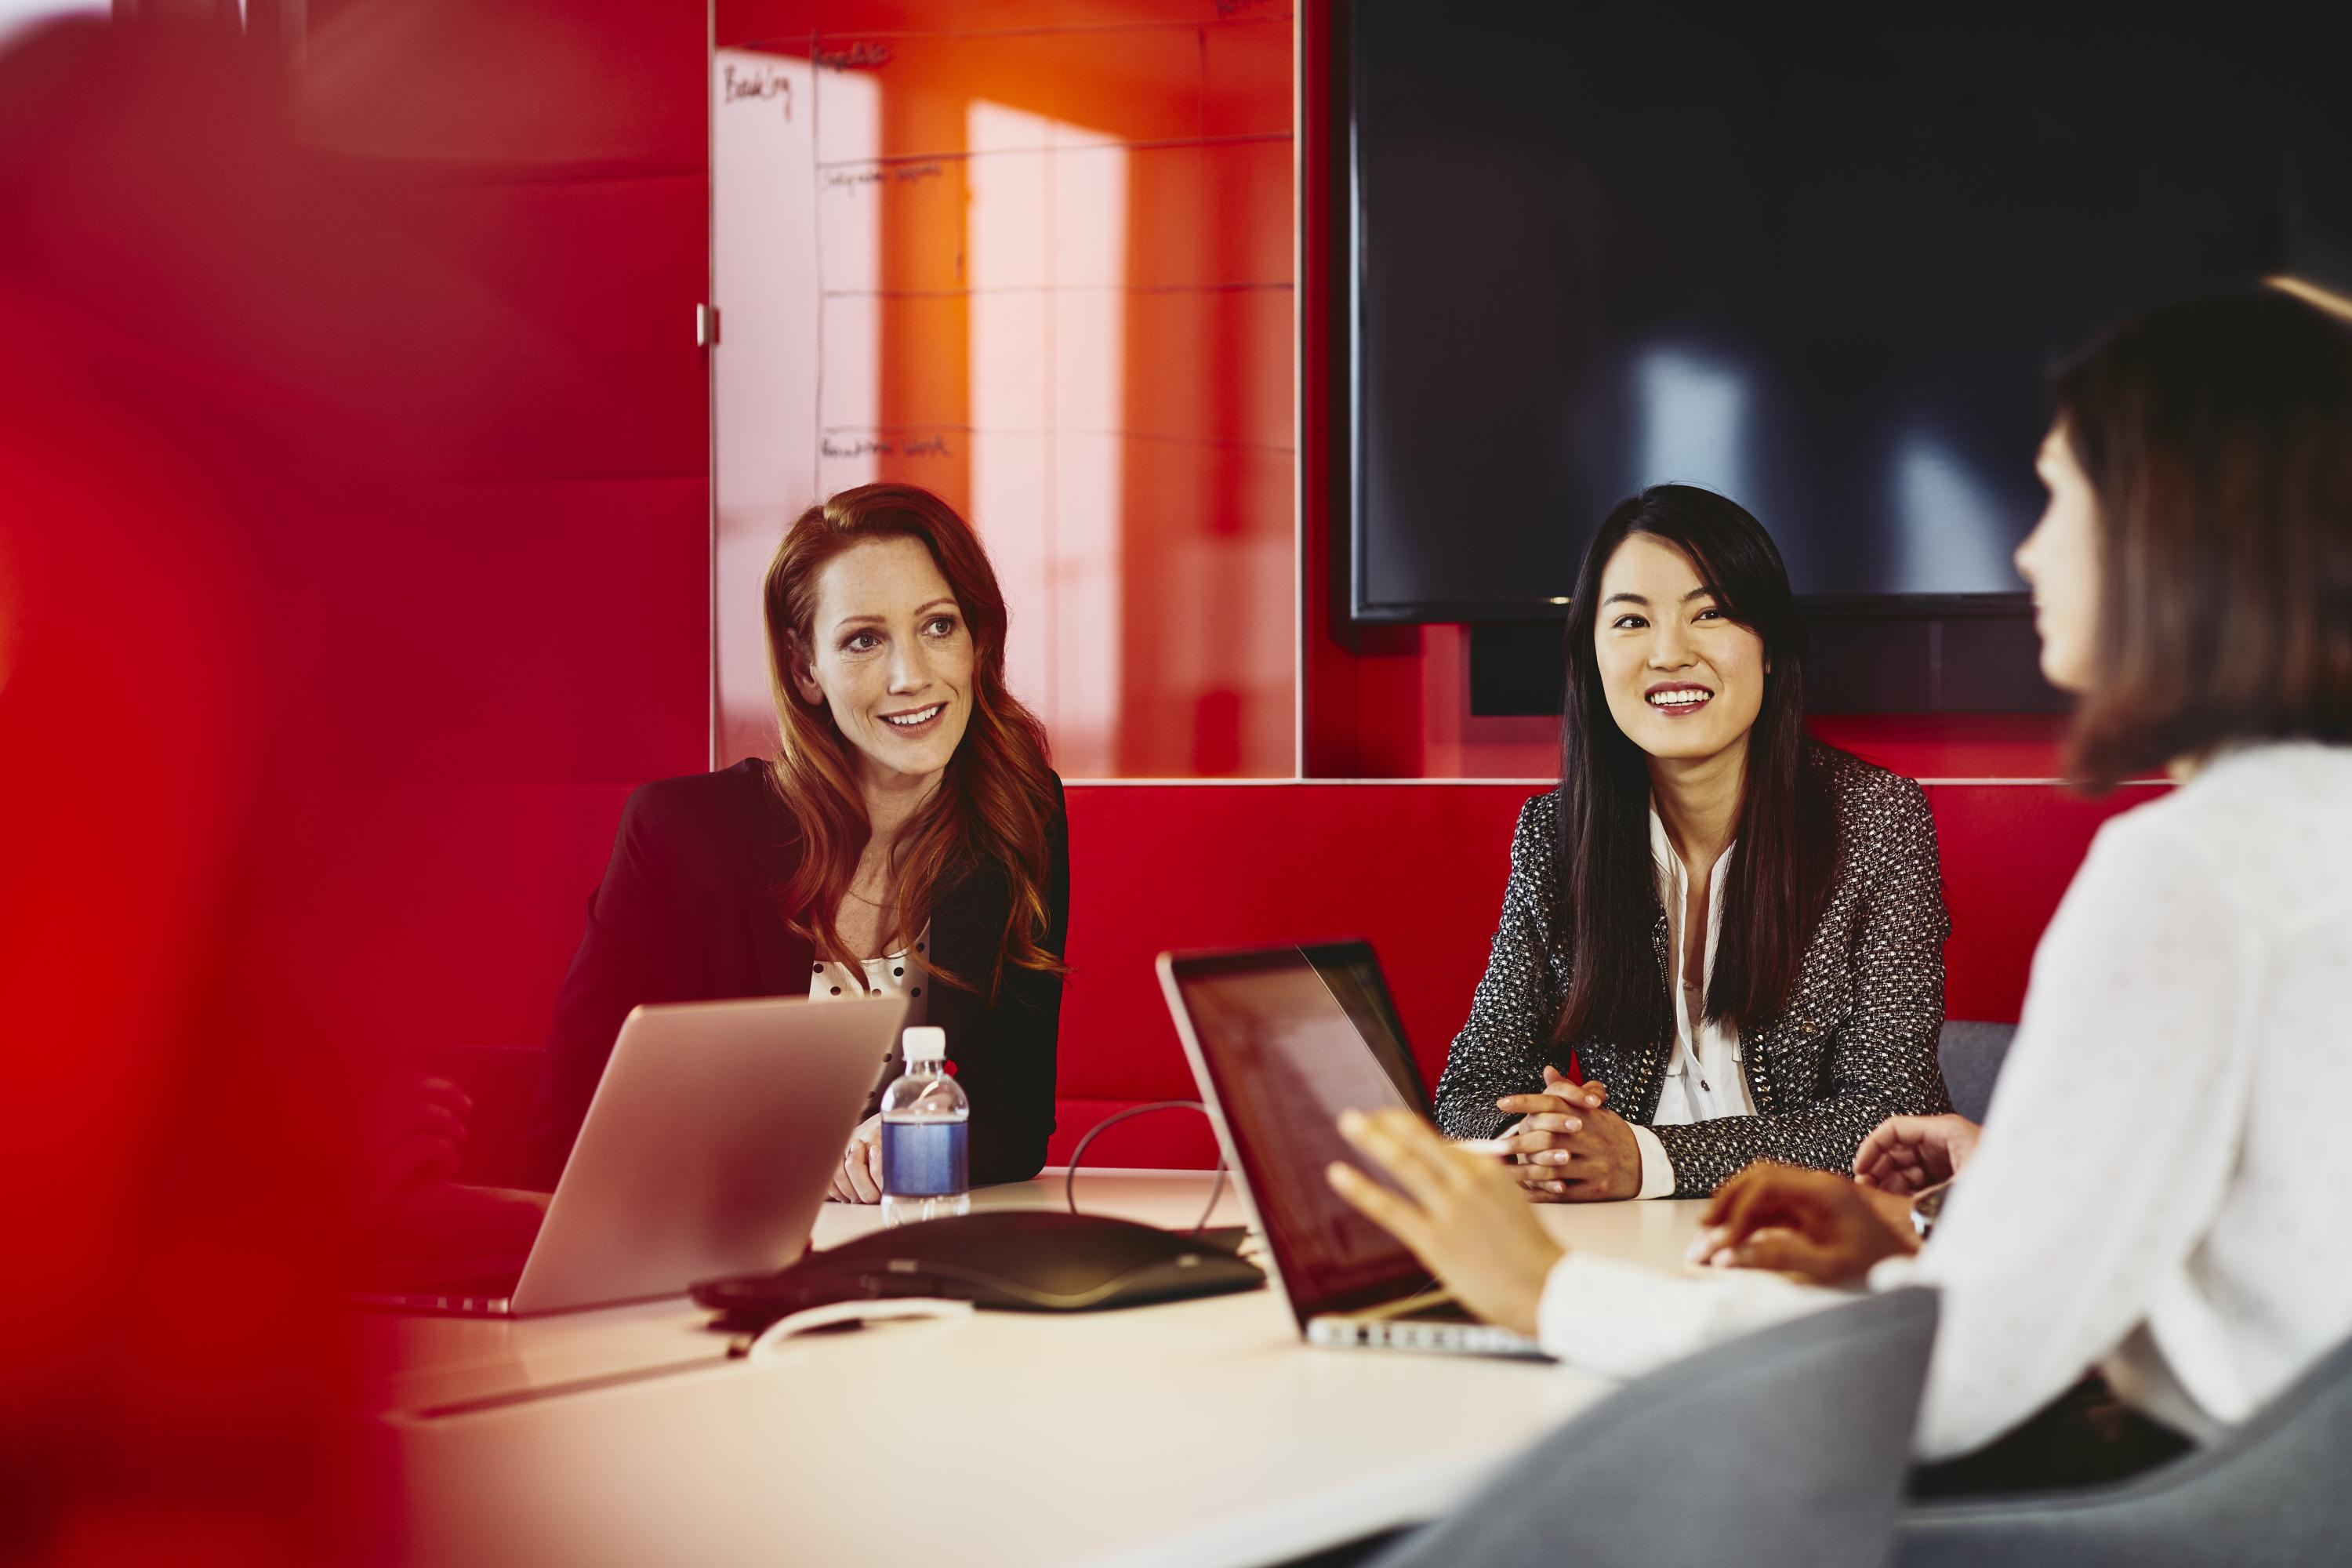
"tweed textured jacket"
1433,745,1953,1197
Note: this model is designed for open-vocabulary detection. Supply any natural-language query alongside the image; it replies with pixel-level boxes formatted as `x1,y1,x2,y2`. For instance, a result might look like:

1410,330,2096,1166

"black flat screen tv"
1342,3,2352,633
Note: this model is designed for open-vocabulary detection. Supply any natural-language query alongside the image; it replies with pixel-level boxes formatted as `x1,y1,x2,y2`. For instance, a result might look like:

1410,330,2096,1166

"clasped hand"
1493,1066,1642,1201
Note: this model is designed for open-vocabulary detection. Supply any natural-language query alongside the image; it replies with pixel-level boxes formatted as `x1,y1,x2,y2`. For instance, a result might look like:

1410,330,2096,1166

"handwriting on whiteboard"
721,64,793,118
815,41,891,71
822,162,946,191
823,434,953,459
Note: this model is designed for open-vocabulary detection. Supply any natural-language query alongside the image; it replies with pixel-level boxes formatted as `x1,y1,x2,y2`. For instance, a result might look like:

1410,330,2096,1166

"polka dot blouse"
811,921,931,1116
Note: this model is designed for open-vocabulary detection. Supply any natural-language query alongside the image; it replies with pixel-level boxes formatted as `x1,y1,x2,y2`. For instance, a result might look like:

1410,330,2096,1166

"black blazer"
524,758,1069,1190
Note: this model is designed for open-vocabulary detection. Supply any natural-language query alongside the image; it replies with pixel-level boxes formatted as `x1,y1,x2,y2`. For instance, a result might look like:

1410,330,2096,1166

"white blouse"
810,922,931,1116
1631,808,1759,1198
1535,742,2352,1460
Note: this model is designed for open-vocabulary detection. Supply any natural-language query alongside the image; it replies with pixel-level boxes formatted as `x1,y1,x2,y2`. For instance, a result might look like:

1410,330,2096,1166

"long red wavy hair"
763,483,1065,997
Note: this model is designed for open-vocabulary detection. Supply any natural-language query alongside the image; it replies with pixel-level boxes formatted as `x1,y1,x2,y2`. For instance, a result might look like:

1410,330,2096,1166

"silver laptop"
1158,944,1548,1359
365,994,906,1316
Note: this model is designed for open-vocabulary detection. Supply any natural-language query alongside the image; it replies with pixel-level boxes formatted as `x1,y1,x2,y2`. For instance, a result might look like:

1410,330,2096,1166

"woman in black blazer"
1432,485,1951,1200
526,484,1069,1196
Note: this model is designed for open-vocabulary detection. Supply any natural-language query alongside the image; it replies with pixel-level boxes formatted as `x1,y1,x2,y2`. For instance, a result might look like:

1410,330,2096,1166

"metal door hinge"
696,303,721,348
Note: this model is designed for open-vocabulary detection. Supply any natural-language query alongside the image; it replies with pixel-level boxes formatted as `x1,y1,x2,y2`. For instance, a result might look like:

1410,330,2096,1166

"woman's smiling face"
792,535,975,791
1592,533,1769,764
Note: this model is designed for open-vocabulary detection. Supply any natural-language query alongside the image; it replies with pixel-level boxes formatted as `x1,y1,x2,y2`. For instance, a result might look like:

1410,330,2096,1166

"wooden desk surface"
368,1172,1710,1568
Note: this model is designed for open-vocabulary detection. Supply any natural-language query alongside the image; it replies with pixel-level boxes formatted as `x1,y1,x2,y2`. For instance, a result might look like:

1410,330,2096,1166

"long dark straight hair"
1550,485,1838,1058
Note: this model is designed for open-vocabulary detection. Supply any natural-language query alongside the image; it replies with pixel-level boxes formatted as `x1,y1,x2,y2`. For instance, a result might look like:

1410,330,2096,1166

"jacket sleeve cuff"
1630,1123,1678,1200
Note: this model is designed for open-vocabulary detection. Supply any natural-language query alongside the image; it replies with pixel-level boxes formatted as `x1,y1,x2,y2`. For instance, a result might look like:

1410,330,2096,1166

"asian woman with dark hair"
1433,485,1954,1200
1331,289,2352,1484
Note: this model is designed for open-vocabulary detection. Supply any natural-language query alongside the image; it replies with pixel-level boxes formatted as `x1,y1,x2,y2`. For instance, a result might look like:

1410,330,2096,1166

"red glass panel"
713,7,1297,776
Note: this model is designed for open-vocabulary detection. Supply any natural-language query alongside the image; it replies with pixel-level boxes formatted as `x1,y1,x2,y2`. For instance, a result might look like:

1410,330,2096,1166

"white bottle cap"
902,1025,947,1062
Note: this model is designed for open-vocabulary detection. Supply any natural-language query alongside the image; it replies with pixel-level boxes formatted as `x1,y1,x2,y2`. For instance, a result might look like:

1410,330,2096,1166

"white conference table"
368,1172,1712,1568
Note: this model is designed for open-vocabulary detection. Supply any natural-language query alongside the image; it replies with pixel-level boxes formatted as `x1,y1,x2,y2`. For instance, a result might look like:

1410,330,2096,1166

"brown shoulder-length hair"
2054,289,2352,789
763,483,1065,997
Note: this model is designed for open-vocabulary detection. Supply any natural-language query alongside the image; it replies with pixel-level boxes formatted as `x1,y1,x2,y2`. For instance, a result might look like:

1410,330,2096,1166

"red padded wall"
436,772,2163,1173
1929,782,2159,1022
1044,778,2165,1168
298,0,717,1072
1053,785,1536,1167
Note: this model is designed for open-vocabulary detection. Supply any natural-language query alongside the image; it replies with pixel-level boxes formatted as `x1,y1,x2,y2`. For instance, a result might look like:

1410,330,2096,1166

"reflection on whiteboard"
967,100,1127,777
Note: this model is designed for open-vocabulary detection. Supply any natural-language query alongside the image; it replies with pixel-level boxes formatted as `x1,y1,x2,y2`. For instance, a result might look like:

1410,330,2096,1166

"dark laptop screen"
1294,941,1430,1116
1164,946,1439,1325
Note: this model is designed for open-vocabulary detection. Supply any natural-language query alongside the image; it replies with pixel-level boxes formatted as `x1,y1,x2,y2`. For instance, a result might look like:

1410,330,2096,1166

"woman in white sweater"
1327,289,2352,1483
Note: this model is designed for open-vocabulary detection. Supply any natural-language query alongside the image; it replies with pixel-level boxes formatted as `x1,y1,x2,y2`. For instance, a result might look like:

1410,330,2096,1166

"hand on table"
1853,1113,1981,1196
829,1114,884,1203
360,1074,472,1227
1492,1068,1642,1202
1326,1107,1564,1338
1685,1162,1917,1286
376,1181,551,1260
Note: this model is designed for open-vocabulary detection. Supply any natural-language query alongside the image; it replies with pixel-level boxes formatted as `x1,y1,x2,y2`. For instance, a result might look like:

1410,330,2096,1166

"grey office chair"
1896,1330,2352,1568
1367,1288,1940,1568
1936,1020,2016,1123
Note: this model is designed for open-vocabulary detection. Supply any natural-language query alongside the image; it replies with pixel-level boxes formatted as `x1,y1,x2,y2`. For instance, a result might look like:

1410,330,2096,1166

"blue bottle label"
881,1120,968,1197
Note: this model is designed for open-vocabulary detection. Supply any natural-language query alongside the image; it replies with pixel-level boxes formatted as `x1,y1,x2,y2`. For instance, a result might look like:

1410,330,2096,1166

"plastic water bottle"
880,1026,969,1227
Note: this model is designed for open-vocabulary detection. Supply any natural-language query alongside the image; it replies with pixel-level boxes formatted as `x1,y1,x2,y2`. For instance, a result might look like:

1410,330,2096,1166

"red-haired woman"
527,484,1069,1199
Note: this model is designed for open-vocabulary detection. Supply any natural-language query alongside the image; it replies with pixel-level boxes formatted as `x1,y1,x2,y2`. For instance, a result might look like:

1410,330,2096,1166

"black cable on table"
1062,1100,1228,1235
